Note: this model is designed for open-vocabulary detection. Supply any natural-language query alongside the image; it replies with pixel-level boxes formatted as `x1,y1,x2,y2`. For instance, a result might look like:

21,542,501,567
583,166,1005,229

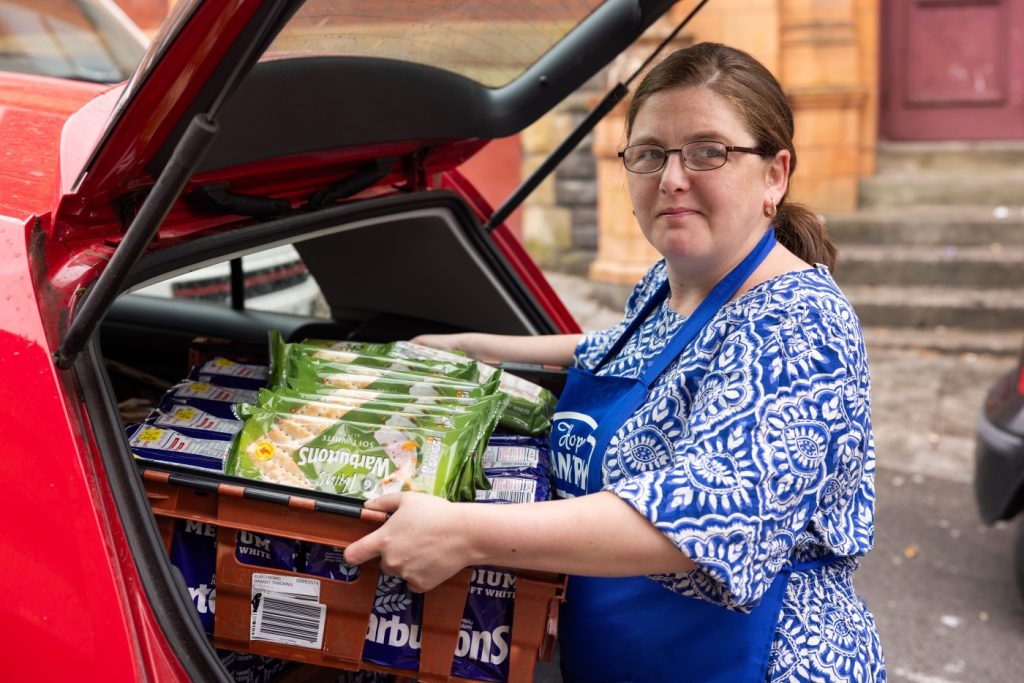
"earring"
763,197,777,218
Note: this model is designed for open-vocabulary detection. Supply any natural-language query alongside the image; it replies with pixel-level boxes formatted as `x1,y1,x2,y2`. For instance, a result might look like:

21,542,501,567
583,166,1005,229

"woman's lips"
657,207,698,217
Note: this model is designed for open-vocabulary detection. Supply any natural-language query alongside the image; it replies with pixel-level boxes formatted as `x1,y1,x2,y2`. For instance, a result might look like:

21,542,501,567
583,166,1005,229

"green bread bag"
304,338,557,436
254,387,505,433
249,388,508,499
227,406,484,501
283,355,501,401
269,332,479,388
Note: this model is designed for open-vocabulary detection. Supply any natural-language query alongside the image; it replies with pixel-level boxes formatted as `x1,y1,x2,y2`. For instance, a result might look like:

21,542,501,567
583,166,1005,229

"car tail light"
1017,354,1024,396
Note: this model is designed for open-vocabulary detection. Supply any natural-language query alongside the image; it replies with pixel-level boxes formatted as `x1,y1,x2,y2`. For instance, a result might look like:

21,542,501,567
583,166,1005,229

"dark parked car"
974,343,1024,599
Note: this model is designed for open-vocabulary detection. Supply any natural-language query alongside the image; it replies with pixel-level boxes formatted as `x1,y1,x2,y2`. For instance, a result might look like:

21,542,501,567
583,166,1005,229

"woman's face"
626,86,789,278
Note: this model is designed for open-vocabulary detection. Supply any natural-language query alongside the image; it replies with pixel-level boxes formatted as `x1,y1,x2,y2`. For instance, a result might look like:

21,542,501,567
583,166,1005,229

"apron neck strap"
593,280,671,371
595,228,778,382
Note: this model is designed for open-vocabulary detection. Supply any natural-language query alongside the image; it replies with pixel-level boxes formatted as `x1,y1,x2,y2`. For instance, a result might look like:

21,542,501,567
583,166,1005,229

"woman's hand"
343,493,476,593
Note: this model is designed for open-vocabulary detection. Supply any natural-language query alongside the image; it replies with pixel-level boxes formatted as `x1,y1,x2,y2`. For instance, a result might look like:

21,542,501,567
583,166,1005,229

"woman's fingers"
343,527,382,566
343,492,471,592
346,494,404,564
363,492,402,512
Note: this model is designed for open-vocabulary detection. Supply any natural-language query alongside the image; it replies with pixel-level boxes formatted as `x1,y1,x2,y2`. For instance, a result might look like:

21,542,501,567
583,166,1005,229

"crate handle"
140,465,389,524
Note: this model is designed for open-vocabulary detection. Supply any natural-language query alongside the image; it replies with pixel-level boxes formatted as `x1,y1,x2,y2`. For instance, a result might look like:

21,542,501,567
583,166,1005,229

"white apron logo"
551,411,598,495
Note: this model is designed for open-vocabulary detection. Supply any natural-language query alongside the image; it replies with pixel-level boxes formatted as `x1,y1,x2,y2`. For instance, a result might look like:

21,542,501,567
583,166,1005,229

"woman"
345,42,885,682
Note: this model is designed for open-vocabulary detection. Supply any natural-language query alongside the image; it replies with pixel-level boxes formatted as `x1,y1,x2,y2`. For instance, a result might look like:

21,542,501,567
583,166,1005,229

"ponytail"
775,202,837,271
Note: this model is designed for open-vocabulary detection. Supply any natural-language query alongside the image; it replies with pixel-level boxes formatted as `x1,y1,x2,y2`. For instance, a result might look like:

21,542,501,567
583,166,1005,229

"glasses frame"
617,140,768,174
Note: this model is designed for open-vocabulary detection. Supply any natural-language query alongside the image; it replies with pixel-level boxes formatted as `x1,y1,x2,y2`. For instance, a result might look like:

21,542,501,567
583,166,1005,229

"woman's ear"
765,149,791,197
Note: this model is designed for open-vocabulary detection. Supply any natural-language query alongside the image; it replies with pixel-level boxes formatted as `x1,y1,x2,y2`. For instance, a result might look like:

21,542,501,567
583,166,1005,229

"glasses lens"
682,142,728,170
623,145,666,173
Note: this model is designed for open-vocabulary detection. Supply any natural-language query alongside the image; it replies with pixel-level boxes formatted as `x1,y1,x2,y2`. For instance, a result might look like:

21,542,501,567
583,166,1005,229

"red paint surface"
0,215,185,681
0,72,105,221
458,136,523,237
881,0,1024,140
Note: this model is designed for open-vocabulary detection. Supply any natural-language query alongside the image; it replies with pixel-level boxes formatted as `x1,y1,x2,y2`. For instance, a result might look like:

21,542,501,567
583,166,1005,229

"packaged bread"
227,406,488,501
304,338,557,436
269,331,478,387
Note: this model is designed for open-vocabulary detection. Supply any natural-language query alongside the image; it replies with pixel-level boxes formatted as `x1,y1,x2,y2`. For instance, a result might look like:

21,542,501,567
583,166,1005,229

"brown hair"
625,42,837,270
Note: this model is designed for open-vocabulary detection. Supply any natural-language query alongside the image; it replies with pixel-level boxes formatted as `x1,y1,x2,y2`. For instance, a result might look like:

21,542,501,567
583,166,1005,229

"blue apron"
552,228,793,683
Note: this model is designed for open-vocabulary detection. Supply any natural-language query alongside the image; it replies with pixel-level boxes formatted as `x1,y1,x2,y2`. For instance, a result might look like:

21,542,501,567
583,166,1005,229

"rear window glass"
134,245,328,318
268,0,604,87
0,0,146,83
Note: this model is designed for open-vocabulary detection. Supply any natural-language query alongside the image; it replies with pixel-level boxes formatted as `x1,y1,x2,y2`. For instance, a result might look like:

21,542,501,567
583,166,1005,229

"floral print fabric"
575,260,885,682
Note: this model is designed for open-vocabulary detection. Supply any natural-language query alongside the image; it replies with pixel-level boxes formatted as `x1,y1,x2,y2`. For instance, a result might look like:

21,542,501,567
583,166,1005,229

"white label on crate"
252,573,321,600
250,573,325,649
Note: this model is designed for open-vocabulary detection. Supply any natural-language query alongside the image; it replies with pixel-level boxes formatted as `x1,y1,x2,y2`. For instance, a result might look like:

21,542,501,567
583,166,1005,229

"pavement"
540,270,1024,683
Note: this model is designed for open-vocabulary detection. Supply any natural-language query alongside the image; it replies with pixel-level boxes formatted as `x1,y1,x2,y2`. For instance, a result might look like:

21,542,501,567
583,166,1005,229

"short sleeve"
574,259,667,370
606,302,870,611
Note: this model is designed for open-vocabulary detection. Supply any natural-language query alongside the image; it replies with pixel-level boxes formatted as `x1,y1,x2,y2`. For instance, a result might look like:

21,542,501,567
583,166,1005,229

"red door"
880,0,1024,140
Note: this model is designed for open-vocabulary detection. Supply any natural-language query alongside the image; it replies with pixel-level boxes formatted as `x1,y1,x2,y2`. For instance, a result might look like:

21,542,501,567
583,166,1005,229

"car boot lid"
55,0,683,236
51,0,690,366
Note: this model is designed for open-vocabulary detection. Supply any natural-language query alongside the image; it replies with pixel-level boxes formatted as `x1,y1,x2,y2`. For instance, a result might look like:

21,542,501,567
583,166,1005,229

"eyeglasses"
618,141,767,173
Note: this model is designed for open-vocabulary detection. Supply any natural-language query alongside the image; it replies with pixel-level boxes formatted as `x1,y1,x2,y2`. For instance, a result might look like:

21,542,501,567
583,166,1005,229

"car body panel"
443,167,581,334
51,0,675,241
973,346,1024,603
0,214,185,680
975,364,1024,523
0,72,106,220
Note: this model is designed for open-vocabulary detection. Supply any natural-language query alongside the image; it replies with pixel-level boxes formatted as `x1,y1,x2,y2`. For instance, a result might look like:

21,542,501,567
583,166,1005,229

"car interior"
88,185,564,680
103,191,556,381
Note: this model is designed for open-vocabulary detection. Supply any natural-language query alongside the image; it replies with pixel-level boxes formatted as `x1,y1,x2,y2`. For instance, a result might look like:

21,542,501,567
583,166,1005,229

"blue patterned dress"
575,260,886,682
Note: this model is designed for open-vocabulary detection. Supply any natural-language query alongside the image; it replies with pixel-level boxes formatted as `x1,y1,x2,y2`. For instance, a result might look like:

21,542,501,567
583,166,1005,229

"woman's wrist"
454,332,482,359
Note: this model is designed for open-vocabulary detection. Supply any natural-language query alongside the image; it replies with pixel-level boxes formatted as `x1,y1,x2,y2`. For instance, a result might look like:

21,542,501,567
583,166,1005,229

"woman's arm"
343,491,696,592
410,332,582,366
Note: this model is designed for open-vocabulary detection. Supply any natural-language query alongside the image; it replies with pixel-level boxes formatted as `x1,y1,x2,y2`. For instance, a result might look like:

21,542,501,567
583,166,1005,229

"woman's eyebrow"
687,130,727,142
628,130,731,146
627,134,662,146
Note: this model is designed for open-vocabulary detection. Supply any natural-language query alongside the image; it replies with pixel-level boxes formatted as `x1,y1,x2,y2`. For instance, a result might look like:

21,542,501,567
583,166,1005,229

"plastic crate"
142,465,564,683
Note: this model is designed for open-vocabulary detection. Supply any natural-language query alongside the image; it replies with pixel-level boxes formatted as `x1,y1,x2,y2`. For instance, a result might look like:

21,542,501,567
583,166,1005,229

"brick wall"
518,75,604,275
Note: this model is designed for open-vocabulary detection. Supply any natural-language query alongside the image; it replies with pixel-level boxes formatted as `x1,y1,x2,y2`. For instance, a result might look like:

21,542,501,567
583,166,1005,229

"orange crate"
142,466,565,683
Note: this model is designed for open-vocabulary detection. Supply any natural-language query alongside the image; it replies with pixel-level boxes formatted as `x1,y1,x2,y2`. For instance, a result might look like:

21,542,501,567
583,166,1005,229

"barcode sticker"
476,477,538,504
250,573,325,649
482,445,540,470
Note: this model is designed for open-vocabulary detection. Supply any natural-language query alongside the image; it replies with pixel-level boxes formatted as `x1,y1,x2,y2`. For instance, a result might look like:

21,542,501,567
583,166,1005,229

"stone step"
833,244,1024,287
862,326,1021,358
842,284,1024,329
823,206,1024,246
857,172,1024,207
874,140,1024,174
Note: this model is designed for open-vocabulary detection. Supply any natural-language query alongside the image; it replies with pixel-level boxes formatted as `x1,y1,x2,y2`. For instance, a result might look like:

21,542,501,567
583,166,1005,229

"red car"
0,0,683,679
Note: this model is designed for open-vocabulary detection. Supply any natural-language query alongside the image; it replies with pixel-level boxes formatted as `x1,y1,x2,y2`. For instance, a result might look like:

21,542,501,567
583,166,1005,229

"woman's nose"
658,150,691,191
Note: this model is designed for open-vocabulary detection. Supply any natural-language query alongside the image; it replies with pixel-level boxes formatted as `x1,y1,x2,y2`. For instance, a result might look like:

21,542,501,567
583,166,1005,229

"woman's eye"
692,145,725,159
636,147,664,161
